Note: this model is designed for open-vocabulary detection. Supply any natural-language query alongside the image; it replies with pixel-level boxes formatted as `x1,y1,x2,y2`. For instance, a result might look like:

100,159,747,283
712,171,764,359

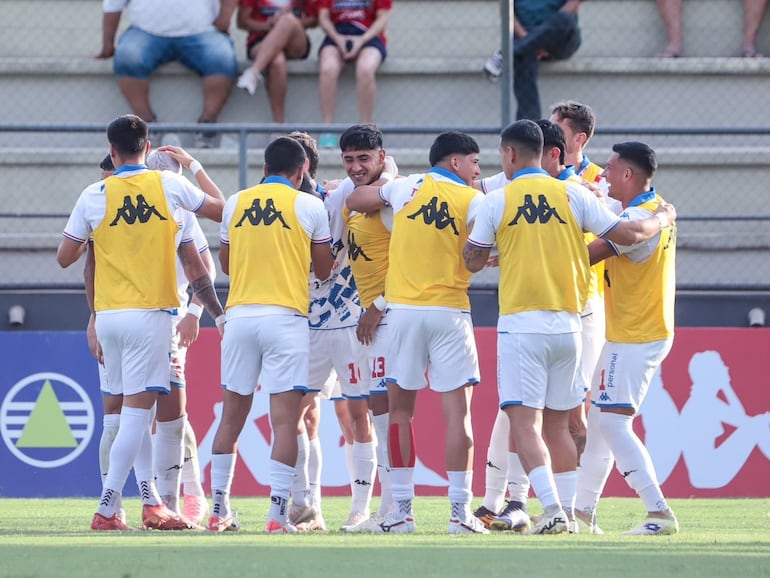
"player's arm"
603,202,676,246
464,191,497,272
463,242,491,273
177,247,216,347
588,238,617,266
158,146,226,222
346,184,387,213
56,236,88,268
83,242,103,364
178,242,226,334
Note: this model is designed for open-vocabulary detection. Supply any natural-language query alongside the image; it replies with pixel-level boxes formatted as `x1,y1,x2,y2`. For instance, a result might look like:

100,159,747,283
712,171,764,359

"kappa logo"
407,196,459,235
235,198,290,229
347,230,372,262
0,372,94,468
508,194,566,225
110,194,167,226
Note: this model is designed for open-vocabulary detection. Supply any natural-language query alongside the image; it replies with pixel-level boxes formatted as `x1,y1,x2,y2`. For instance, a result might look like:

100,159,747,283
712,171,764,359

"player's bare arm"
463,242,491,273
604,201,676,246
356,304,384,346
588,238,618,265
311,242,334,281
178,242,224,323
56,237,88,268
346,185,386,213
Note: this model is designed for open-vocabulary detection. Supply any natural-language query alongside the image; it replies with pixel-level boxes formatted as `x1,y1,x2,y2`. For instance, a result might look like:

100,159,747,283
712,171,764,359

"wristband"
215,314,227,328
186,302,203,319
190,160,203,176
372,295,387,312
655,212,668,229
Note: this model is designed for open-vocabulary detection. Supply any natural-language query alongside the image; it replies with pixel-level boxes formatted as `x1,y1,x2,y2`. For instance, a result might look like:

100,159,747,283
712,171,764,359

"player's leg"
474,409,509,526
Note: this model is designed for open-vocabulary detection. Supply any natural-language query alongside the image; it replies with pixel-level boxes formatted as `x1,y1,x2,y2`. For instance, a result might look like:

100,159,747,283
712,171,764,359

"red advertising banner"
185,327,770,498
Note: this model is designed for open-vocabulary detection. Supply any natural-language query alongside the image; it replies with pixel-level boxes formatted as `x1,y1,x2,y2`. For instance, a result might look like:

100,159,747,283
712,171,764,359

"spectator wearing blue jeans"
484,0,582,121
97,0,239,147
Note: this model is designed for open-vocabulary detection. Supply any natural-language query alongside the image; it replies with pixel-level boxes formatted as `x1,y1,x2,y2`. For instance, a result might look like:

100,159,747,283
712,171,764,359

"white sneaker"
524,507,569,535
449,516,490,535
623,511,679,536
483,50,503,83
340,511,369,532
370,512,416,534
237,67,264,96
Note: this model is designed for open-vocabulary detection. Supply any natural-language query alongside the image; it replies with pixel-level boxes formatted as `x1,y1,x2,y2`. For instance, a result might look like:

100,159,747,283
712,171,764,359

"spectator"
655,0,769,58
483,0,581,121
235,1,320,125
316,0,392,149
96,0,239,148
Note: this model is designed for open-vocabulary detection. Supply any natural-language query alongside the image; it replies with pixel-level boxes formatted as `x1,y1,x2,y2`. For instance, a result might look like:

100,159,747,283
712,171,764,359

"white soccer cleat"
449,516,490,535
370,512,416,534
288,502,315,526
524,507,569,535
623,511,679,536
236,67,264,96
340,511,369,532
575,509,604,535
344,513,384,533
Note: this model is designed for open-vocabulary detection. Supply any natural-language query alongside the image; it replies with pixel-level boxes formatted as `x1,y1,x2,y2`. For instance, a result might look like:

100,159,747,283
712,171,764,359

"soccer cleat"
472,505,499,529
343,513,383,533
449,516,490,535
142,504,200,530
524,507,569,535
623,511,679,536
575,509,604,535
91,512,130,531
483,50,503,82
340,511,369,532
295,510,327,532
236,67,264,96
117,507,127,525
370,512,416,534
489,500,531,532
265,519,298,534
182,494,209,527
288,502,315,526
206,513,241,533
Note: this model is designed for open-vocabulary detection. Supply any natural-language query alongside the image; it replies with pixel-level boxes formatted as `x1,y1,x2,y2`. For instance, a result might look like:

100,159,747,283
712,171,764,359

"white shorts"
385,308,480,393
308,327,368,399
366,314,391,396
318,371,342,401
96,310,173,397
497,331,583,411
577,296,606,396
591,338,674,412
169,316,187,387
221,315,309,396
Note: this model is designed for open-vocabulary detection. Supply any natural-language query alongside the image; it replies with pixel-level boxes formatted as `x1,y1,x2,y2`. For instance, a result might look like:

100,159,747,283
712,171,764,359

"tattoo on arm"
189,275,224,319
463,243,486,271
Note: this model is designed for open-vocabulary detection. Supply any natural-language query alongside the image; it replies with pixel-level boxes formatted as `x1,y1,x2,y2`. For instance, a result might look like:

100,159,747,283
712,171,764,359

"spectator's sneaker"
483,50,503,83
206,513,241,533
182,494,209,527
473,505,499,529
489,500,531,532
91,512,130,531
288,502,315,526
623,511,679,536
575,509,604,535
370,512,416,534
340,511,369,532
237,67,264,96
193,130,220,150
142,504,200,530
318,133,339,149
160,133,182,148
524,507,569,535
265,519,298,534
449,515,490,535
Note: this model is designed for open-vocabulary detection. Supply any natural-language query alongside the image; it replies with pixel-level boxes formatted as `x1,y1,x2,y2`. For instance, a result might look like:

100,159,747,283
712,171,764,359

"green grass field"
1,497,768,578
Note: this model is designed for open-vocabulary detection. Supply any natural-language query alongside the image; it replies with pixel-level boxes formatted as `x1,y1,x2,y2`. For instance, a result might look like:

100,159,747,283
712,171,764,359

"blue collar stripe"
557,166,577,181
513,167,550,180
577,156,591,176
113,164,148,175
428,166,466,185
628,188,657,207
263,175,296,188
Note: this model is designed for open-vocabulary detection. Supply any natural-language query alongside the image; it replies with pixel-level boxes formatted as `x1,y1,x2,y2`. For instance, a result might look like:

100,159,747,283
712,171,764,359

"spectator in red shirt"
317,0,392,148
236,1,320,124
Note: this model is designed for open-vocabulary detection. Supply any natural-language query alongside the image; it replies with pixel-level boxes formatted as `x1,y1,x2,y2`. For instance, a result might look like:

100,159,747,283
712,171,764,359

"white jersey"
175,215,210,317
102,0,220,37
308,179,361,330
479,171,510,194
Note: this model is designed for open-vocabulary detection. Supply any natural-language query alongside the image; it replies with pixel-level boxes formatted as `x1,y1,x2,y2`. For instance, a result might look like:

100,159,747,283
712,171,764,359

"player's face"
550,114,579,156
341,148,386,187
453,152,481,185
601,152,627,199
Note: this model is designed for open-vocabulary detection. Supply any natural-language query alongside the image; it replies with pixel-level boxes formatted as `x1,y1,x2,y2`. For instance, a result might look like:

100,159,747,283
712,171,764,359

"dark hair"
288,131,319,178
339,124,384,153
106,114,148,156
428,131,480,166
612,141,657,178
265,137,307,176
535,120,566,165
99,153,114,172
500,119,543,158
550,100,596,139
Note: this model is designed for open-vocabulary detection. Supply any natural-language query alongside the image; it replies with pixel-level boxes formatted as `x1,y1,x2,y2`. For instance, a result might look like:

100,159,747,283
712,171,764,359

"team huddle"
57,100,679,536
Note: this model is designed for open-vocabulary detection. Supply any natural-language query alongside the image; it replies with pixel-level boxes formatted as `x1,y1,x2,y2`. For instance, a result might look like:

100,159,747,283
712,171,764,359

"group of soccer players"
59,98,679,536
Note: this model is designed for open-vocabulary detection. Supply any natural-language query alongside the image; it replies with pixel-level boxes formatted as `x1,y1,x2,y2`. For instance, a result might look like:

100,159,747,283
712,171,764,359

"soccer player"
347,131,489,535
208,137,333,534
58,114,226,531
575,141,679,535
549,100,603,184
463,120,676,534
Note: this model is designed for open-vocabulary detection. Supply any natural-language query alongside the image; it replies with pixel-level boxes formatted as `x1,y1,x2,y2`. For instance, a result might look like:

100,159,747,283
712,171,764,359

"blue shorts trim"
500,400,524,409
342,393,370,400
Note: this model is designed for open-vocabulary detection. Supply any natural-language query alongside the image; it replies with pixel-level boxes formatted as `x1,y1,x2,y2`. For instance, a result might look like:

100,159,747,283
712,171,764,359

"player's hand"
323,178,343,191
356,306,383,345
176,314,200,348
86,313,104,365
655,201,677,227
582,179,604,199
485,255,499,268
156,145,196,170
384,155,399,177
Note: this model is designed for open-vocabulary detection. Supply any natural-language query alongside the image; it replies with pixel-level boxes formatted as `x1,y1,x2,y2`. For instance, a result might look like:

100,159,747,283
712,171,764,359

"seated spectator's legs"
742,0,769,57
319,44,345,124
354,47,384,124
513,51,541,120
655,0,683,57
514,11,581,62
266,52,289,124
253,12,310,73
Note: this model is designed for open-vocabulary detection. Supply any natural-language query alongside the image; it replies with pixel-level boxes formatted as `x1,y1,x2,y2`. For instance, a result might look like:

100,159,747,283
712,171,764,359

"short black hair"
535,119,566,165
612,141,657,178
107,114,148,156
339,124,384,153
288,131,320,178
500,119,543,158
265,137,307,176
428,131,480,166
100,153,114,172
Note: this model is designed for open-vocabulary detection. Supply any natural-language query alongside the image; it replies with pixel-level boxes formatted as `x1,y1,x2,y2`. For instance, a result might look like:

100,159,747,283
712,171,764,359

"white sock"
447,470,473,520
389,467,414,517
351,441,376,514
99,414,122,513
268,459,295,524
134,422,161,506
506,452,530,504
554,471,577,515
575,410,614,515
482,410,509,512
344,442,355,494
308,436,323,505
211,453,236,519
181,416,204,497
599,412,669,513
292,432,310,507
372,412,393,517
154,416,185,512
528,465,560,511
